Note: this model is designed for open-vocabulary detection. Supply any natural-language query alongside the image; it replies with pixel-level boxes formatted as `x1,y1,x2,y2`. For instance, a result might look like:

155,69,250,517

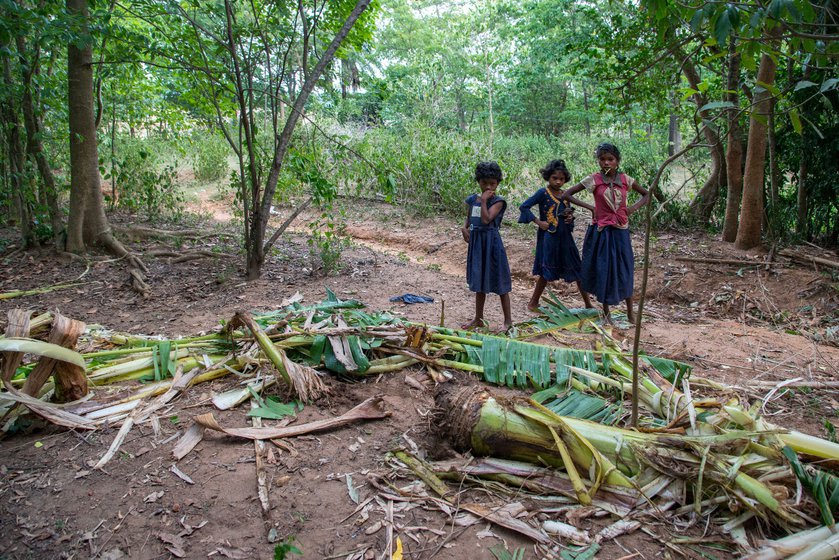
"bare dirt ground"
1,192,838,560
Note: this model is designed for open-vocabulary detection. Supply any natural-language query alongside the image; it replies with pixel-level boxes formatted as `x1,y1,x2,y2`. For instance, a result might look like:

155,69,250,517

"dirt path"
1,193,837,559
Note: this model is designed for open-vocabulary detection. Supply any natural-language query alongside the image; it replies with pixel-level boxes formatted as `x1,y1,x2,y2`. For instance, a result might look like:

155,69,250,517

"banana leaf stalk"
76,359,247,421
607,351,689,422
89,352,226,384
724,406,839,466
365,356,420,374
83,341,224,361
745,526,839,560
434,386,805,524
0,281,89,300
101,332,227,347
228,311,325,402
431,457,636,516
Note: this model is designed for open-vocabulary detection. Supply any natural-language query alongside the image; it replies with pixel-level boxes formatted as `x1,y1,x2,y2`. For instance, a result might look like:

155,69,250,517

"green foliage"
490,547,526,560
191,132,230,183
273,537,302,560
102,137,184,221
247,389,303,420
783,446,839,526
4,0,838,259
307,210,348,276
304,118,674,221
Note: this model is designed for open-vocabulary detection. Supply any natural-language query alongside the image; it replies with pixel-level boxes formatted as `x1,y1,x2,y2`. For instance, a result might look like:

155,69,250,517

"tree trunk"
668,92,681,156
65,0,97,253
65,0,148,290
796,144,808,238
456,89,467,132
722,46,743,243
485,51,494,149
735,41,780,250
350,59,360,91
582,82,591,137
768,97,780,206
66,0,113,248
16,35,62,245
1,49,33,246
682,57,726,222
249,0,372,280
340,59,348,99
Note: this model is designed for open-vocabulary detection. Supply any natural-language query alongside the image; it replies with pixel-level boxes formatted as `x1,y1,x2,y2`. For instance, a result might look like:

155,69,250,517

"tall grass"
289,121,676,220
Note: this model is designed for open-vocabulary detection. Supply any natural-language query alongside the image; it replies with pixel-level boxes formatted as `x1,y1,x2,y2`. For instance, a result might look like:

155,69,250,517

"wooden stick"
250,401,275,540
631,139,703,427
747,379,839,389
779,249,839,270
674,256,774,267
194,396,390,440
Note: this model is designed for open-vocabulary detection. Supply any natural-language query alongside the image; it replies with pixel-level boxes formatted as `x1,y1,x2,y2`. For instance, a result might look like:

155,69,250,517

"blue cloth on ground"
465,193,512,295
389,294,435,304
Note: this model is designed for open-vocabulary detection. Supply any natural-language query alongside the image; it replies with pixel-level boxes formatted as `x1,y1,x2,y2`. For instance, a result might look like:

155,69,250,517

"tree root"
146,249,237,263
55,250,89,263
97,232,150,296
113,224,234,241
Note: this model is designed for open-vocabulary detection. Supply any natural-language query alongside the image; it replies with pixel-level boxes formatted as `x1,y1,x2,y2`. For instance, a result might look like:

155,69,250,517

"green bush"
192,132,230,182
310,121,673,219
103,136,184,220
307,210,348,276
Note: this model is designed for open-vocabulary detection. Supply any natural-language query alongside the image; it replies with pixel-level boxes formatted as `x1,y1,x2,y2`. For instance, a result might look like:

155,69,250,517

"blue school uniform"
581,222,596,263
465,193,512,295
518,188,582,282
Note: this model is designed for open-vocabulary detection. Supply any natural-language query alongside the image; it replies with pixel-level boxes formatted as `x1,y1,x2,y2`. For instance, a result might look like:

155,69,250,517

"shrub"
103,136,184,220
192,132,230,182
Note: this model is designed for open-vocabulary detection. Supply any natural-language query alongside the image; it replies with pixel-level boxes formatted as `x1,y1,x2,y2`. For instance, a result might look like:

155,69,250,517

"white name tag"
471,205,482,218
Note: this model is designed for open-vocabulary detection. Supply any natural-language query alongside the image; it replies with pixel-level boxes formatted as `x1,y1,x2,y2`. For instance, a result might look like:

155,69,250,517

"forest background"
0,0,837,281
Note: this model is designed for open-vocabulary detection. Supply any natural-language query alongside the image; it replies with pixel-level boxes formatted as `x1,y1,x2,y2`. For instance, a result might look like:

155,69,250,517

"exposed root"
146,249,237,263
128,268,150,296
113,224,233,241
55,250,89,263
92,231,150,296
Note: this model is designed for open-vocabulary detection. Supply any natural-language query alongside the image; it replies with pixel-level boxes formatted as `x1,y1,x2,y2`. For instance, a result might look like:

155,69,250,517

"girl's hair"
595,143,621,161
475,161,503,182
540,159,571,182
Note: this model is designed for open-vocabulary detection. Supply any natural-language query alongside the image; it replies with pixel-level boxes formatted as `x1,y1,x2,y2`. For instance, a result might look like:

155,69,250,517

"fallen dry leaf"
211,546,251,559
158,532,185,549
144,491,165,503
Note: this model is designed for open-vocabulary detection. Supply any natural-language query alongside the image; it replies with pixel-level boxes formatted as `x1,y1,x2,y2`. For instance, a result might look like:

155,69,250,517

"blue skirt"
580,227,634,305
467,227,512,295
581,224,596,263
532,225,581,282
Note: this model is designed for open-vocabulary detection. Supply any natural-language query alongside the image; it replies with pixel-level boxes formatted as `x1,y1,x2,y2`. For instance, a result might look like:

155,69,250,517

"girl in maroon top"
562,143,649,324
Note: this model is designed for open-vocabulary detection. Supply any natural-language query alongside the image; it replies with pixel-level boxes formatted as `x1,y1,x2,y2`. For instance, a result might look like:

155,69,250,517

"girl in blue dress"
519,159,593,312
461,161,513,332
562,143,650,324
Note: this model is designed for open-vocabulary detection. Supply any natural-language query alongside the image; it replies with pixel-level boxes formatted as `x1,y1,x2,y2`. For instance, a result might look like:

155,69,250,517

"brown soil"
1,193,838,560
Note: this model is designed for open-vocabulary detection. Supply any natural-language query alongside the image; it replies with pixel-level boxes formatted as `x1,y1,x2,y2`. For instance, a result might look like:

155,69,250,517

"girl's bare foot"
527,304,540,313
460,318,487,330
496,322,515,336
